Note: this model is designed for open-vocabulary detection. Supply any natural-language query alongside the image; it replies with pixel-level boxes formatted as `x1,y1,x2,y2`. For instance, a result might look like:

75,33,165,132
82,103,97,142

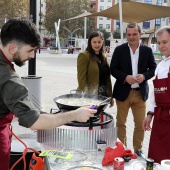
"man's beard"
13,52,25,67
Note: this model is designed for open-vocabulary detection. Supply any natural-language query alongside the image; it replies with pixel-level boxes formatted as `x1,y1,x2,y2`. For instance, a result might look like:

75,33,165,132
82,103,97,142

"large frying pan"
53,93,110,115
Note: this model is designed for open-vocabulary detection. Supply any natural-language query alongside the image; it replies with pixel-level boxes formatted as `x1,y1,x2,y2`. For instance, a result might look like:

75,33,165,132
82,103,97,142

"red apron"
0,50,15,169
0,112,14,170
148,72,170,163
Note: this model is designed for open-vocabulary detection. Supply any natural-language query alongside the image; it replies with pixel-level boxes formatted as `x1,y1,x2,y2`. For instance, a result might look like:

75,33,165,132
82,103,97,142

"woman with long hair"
77,31,114,106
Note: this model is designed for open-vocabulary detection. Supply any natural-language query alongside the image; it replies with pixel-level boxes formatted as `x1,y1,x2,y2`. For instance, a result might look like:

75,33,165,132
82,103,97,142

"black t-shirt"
95,54,110,96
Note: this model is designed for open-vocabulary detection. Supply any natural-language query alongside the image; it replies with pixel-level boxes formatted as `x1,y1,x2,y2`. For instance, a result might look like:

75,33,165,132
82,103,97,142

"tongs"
91,97,111,109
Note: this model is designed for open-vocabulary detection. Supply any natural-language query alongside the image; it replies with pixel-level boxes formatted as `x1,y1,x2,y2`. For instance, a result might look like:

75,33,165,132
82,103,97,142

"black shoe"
135,150,146,160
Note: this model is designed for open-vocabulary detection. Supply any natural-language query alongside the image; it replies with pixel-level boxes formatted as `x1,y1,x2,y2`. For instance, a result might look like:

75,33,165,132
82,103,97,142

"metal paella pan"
53,93,110,115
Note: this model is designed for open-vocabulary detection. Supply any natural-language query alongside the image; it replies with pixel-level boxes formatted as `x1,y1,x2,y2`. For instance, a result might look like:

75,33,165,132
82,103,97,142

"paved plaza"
11,51,154,159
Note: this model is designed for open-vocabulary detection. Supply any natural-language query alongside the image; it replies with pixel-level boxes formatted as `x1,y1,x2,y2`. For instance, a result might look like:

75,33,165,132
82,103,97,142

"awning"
63,1,170,23
62,11,92,21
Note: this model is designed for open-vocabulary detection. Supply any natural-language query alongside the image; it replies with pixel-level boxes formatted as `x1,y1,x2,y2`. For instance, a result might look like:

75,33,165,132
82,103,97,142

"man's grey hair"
156,26,170,36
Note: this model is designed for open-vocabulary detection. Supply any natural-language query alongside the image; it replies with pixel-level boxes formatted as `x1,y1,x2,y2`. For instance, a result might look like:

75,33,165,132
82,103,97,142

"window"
90,4,96,8
144,0,152,3
155,18,161,29
143,21,150,29
106,24,110,29
100,0,104,2
100,6,104,11
99,17,103,20
107,18,110,20
116,21,120,30
99,24,103,29
108,0,111,1
90,18,95,26
157,0,162,5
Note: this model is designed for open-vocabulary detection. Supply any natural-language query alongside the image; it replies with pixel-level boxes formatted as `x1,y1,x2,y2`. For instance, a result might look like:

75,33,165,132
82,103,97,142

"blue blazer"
110,43,157,102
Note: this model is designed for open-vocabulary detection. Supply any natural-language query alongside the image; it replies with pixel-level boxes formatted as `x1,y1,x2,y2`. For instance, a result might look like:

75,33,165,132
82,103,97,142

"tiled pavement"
11,52,154,159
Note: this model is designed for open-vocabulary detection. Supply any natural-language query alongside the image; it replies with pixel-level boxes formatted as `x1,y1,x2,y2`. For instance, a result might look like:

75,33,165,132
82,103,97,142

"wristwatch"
147,111,154,117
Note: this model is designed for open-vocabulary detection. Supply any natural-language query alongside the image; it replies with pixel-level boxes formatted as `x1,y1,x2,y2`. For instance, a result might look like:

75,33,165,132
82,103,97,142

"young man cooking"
0,19,96,170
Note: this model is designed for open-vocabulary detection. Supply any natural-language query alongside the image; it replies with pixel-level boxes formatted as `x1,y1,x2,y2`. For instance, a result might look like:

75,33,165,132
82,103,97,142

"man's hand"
142,115,153,131
109,98,114,108
74,106,96,122
31,106,97,130
136,74,145,84
125,75,137,85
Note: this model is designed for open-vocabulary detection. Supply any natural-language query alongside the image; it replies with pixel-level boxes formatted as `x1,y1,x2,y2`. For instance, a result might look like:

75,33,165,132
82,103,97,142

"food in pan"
56,98,102,106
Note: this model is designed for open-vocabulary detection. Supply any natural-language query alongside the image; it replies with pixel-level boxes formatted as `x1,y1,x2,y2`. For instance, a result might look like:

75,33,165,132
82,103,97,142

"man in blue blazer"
110,22,156,156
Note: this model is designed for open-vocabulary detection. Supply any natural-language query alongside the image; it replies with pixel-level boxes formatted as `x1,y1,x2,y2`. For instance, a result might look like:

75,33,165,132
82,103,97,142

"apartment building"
89,0,170,36
89,0,115,33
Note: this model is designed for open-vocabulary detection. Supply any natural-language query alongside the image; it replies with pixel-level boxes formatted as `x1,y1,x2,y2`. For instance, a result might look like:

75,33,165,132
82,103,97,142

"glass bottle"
146,158,154,170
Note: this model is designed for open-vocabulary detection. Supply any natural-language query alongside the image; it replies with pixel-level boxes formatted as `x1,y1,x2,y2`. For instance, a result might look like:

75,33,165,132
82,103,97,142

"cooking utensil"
89,97,111,129
99,97,111,105
91,97,111,109
53,94,109,115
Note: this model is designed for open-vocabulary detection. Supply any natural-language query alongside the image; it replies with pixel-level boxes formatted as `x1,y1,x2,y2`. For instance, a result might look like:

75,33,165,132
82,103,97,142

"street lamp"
21,0,42,111
39,0,42,53
29,0,36,75
63,26,81,46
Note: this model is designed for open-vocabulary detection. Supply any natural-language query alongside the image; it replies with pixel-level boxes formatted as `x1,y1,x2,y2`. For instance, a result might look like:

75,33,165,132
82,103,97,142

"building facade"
89,0,115,33
89,0,170,37
35,0,170,47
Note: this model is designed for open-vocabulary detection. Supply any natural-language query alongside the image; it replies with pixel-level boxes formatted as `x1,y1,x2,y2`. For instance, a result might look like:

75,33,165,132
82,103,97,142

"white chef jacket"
148,56,170,112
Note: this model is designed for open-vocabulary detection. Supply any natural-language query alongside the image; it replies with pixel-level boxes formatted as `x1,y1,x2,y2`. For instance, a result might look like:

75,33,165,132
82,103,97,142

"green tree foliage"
113,30,126,39
0,0,28,28
86,28,111,46
44,0,90,38
99,28,111,43
112,31,121,39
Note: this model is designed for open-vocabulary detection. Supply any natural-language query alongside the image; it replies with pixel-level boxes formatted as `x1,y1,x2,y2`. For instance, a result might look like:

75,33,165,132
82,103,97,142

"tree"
44,0,90,39
113,30,126,39
86,27,95,39
98,28,111,43
112,30,121,39
0,0,29,28
86,28,111,46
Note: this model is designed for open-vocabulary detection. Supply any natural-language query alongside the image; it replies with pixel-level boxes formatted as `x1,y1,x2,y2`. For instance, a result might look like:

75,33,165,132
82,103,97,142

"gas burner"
37,111,117,151
37,95,117,153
